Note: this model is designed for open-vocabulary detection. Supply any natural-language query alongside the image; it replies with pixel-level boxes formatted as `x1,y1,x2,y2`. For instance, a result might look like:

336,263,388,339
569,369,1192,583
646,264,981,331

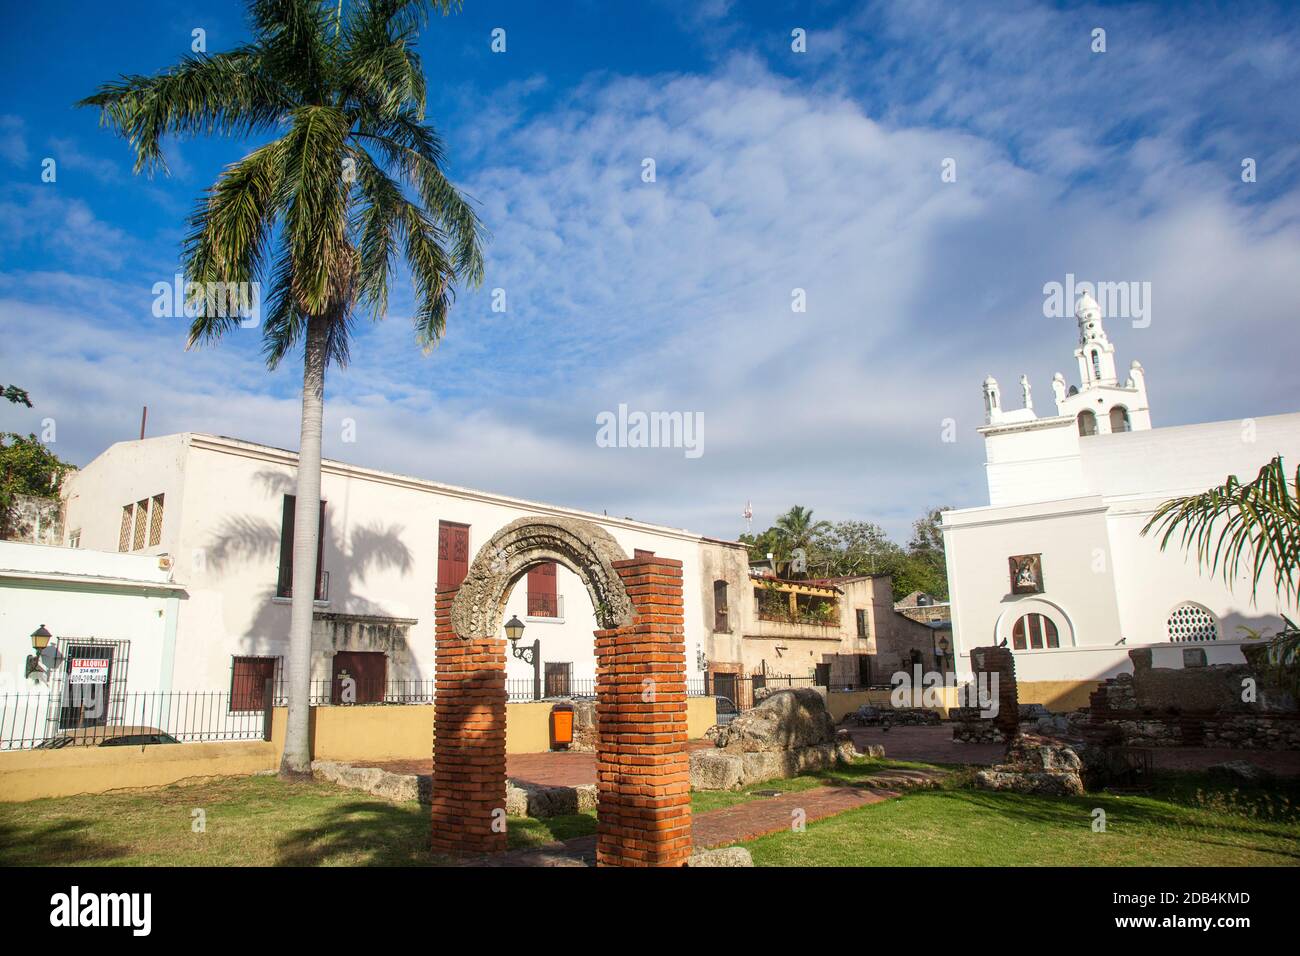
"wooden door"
332,651,387,704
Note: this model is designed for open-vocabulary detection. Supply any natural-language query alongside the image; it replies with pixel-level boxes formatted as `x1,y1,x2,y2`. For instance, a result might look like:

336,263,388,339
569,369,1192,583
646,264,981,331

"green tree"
2,385,32,408
80,0,486,775
1,433,75,538
773,505,831,558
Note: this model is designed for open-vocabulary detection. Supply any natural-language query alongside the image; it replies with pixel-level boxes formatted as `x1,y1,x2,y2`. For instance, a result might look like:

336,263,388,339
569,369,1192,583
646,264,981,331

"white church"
942,290,1300,711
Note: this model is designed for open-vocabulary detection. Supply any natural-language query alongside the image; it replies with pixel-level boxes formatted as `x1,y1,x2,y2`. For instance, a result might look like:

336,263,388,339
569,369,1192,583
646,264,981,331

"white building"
50,432,713,705
943,292,1300,710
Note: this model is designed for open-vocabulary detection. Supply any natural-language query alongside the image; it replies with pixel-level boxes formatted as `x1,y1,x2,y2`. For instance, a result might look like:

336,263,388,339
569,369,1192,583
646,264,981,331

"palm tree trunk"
280,317,327,776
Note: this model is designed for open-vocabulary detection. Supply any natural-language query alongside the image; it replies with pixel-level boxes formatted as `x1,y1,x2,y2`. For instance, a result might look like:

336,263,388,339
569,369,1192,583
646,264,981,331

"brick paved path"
468,767,944,866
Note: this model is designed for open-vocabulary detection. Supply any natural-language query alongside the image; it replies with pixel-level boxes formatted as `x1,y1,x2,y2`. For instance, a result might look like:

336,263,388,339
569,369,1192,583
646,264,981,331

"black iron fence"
1,674,717,749
0,689,272,751
703,673,819,711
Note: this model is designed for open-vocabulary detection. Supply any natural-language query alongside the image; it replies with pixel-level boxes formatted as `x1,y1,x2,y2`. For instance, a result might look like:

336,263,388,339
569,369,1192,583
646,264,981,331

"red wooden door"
331,651,387,704
527,561,557,617
437,521,470,589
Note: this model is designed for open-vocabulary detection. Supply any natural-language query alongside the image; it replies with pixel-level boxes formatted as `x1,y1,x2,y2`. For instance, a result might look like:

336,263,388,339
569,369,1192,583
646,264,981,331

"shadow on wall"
203,467,416,673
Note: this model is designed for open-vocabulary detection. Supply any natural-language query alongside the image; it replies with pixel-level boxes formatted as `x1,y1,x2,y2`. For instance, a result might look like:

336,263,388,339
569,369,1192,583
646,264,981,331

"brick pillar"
970,645,1019,738
430,587,508,856
595,556,692,867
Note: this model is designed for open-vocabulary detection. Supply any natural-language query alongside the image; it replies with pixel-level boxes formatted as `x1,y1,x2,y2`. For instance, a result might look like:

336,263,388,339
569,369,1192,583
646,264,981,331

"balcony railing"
276,566,329,602
526,593,563,619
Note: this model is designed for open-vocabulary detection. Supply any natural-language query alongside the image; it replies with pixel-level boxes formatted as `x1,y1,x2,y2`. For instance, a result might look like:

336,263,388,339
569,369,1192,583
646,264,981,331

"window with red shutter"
527,561,558,617
230,656,278,712
437,521,470,589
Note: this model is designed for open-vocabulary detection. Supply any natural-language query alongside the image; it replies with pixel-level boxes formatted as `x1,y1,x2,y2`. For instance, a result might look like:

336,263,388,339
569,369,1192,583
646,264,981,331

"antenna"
139,406,148,440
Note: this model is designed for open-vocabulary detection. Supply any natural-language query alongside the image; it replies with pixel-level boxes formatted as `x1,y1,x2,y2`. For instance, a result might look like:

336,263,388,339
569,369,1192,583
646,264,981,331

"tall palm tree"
1142,455,1299,685
773,505,831,570
80,0,486,775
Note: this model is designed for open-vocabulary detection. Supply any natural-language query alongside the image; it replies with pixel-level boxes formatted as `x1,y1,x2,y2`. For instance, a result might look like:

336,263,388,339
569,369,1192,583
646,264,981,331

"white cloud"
3,9,1300,545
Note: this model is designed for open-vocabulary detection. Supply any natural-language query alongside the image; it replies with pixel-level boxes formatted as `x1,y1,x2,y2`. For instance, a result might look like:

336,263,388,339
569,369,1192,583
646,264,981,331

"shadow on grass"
0,818,131,866
275,800,444,867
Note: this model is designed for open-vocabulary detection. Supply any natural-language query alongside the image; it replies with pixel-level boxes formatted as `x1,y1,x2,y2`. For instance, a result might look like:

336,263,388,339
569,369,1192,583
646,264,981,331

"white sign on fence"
68,658,110,685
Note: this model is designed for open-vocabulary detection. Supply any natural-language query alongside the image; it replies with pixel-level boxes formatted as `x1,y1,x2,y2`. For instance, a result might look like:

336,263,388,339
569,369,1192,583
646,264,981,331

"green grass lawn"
735,772,1300,866
2,765,1295,866
0,776,594,866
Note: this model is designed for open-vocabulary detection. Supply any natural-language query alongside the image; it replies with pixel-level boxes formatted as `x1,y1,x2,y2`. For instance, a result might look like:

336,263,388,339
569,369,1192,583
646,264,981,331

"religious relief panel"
1008,553,1044,594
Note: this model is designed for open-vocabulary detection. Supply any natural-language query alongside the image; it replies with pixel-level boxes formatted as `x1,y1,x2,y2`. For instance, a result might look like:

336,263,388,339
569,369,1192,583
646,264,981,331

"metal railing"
525,593,564,618
0,689,271,751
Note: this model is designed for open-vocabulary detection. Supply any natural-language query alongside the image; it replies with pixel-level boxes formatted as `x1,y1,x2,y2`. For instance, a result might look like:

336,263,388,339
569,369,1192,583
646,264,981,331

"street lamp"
505,614,542,701
25,624,55,679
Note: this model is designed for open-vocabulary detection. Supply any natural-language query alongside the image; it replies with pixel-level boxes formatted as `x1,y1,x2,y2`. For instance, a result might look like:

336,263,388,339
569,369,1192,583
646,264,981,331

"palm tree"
1141,455,1299,687
80,0,486,775
773,505,831,572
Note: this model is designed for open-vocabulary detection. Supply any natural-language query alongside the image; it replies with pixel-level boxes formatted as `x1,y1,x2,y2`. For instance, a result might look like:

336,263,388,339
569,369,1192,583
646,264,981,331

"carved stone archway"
430,516,691,867
449,516,634,639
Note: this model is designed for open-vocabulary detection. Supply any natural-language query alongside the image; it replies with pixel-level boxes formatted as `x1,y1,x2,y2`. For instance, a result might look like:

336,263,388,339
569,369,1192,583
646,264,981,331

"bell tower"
1074,290,1118,387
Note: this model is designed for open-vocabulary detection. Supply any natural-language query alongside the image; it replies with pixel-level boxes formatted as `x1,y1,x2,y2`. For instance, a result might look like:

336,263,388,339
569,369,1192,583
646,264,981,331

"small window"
1077,410,1097,436
713,579,729,631
1167,603,1218,643
1011,613,1059,650
230,656,278,712
856,609,869,639
148,494,165,546
544,662,573,697
1091,350,1102,380
68,529,81,549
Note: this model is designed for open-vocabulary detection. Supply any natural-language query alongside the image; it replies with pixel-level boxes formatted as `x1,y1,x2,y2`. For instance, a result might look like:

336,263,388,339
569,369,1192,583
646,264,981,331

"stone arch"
449,516,635,640
431,516,691,867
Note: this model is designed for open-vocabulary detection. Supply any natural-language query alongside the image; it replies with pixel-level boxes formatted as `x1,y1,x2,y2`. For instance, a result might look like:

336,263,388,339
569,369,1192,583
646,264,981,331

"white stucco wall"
61,433,708,694
0,542,182,699
946,410,1300,683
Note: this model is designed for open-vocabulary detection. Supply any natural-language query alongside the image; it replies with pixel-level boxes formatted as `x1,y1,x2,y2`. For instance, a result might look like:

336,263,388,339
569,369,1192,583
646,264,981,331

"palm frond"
1141,456,1300,604
77,49,289,175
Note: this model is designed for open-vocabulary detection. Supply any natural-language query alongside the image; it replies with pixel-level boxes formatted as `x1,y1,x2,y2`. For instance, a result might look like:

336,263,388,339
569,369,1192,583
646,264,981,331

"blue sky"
2,0,1299,541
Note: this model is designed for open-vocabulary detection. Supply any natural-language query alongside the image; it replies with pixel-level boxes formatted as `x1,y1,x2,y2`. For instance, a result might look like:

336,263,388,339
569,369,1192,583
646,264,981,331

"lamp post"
935,632,951,671
505,614,541,702
25,624,54,679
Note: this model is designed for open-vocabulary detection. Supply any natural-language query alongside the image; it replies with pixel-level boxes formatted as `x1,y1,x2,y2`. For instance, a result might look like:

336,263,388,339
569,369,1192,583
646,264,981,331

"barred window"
148,494,164,546
118,505,133,552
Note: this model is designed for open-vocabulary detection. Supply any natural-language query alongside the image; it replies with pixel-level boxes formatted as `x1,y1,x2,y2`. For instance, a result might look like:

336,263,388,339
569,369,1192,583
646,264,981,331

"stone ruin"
960,646,1090,795
1084,646,1299,750
689,688,857,791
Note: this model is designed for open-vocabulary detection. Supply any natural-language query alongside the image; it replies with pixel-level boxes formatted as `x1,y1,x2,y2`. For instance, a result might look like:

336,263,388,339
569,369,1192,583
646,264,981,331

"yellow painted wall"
1016,680,1096,712
0,739,277,803
687,695,715,738
3,697,720,802
825,687,960,721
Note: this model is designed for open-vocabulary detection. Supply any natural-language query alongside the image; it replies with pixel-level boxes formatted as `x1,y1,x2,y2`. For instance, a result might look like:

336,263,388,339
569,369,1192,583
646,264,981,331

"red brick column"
430,586,508,856
595,556,691,867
